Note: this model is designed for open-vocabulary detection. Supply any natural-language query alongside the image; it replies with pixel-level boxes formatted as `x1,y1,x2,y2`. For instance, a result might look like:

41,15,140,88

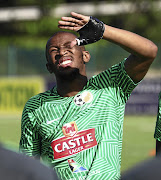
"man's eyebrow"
64,41,72,45
49,45,58,48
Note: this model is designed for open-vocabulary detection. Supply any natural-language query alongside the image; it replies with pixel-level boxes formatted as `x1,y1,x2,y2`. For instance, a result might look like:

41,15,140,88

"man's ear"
83,51,90,63
46,63,53,73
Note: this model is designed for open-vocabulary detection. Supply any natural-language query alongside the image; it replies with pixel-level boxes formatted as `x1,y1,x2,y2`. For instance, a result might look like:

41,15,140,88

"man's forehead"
47,32,77,46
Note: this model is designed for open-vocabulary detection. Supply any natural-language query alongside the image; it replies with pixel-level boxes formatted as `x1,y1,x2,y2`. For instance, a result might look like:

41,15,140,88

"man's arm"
103,25,158,83
58,12,158,83
19,105,41,159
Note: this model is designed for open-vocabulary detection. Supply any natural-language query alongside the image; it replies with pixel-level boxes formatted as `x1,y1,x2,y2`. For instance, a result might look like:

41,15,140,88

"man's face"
46,32,87,78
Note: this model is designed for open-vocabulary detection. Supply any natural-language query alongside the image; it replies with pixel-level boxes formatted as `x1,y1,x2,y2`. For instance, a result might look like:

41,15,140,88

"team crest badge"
74,91,93,106
62,121,78,137
68,159,87,173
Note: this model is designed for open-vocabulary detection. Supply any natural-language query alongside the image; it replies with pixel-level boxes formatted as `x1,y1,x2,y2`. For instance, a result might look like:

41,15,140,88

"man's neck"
56,75,88,97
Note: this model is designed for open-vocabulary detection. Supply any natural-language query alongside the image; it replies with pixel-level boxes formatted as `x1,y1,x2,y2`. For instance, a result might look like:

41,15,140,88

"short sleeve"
154,92,161,141
90,59,139,103
19,106,41,157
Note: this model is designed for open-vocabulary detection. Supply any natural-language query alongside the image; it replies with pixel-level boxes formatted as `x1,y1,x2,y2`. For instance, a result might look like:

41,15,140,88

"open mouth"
60,60,72,66
59,57,72,67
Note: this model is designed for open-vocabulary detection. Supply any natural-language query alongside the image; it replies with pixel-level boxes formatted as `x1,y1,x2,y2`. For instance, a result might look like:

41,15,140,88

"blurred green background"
0,0,161,174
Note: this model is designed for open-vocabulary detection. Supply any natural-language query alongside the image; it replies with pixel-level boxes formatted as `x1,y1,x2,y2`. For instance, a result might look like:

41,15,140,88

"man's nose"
59,47,66,56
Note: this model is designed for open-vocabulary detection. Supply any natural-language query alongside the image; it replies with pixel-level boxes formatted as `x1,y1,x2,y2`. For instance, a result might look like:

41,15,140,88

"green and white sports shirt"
154,92,161,142
20,60,138,180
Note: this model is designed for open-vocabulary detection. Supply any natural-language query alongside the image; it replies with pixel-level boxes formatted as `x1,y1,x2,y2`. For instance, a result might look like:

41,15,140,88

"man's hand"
58,12,90,31
58,12,90,47
58,12,105,47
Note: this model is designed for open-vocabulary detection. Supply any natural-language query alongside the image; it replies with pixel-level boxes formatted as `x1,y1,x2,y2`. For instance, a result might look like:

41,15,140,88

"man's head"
46,31,90,80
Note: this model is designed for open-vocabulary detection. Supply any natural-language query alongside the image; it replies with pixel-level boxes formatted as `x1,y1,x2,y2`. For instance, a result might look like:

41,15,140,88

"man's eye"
50,49,58,53
65,44,71,49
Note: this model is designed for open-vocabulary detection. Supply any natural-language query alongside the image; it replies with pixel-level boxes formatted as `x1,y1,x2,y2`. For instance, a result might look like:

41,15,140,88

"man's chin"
56,68,80,80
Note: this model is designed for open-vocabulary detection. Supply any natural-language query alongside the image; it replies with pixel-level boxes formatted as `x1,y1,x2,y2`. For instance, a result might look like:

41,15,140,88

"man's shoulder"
27,89,51,102
24,89,52,110
90,61,125,82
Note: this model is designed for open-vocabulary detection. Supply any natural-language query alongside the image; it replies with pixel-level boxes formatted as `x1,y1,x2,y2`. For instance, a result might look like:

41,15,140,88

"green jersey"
154,92,161,141
20,60,137,180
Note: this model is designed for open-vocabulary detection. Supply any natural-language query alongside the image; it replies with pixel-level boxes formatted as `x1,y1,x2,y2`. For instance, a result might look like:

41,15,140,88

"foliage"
1,0,65,6
99,0,161,42
0,0,161,48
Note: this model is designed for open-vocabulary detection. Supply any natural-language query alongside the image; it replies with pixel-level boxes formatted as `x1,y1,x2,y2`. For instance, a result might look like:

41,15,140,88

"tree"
0,0,161,48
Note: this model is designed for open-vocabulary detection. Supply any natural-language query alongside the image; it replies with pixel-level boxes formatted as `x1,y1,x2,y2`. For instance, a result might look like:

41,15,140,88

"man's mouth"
60,60,72,66
59,57,72,67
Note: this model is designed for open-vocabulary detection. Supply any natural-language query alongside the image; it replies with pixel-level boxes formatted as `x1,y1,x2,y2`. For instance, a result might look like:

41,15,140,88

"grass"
121,115,156,172
0,114,157,172
0,115,21,151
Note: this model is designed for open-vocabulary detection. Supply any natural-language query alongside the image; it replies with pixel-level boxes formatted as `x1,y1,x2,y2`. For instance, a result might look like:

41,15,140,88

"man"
20,12,157,180
0,144,58,180
154,91,161,155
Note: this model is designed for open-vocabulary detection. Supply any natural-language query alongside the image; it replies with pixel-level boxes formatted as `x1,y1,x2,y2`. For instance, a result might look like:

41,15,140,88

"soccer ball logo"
74,94,85,106
74,91,93,106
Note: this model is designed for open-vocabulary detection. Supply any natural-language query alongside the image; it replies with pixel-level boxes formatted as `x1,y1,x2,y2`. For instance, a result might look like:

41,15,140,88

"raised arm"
103,25,158,83
58,12,158,83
